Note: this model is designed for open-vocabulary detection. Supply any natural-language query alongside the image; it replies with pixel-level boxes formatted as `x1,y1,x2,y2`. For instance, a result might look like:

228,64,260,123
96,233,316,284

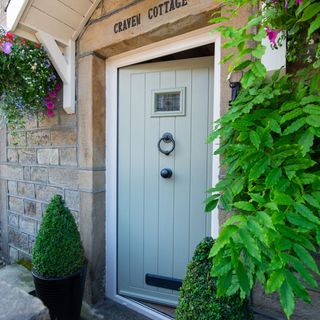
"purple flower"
285,0,288,9
2,42,13,54
44,59,51,68
48,74,56,81
265,26,278,47
296,0,302,4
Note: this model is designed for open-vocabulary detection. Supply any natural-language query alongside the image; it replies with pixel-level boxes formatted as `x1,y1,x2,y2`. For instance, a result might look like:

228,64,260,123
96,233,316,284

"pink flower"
48,90,57,98
265,26,278,47
296,0,302,4
55,83,62,91
47,110,55,117
46,101,55,109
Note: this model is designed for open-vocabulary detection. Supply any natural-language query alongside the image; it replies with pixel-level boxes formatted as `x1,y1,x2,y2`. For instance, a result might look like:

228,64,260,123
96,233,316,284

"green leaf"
239,228,261,261
241,70,256,89
205,198,219,212
287,212,315,230
283,118,305,135
266,168,282,188
280,108,303,124
231,178,245,196
316,230,320,247
301,96,320,105
303,104,320,115
286,271,311,304
293,203,320,224
249,157,270,180
251,44,266,59
298,128,314,156
234,201,255,211
236,261,251,294
251,61,267,79
257,211,275,230
293,244,319,274
249,130,261,149
273,192,294,205
234,60,252,71
209,225,239,257
299,3,320,22
266,269,285,293
280,280,295,319
306,115,320,127
209,16,230,24
303,194,320,209
220,52,234,64
289,255,318,288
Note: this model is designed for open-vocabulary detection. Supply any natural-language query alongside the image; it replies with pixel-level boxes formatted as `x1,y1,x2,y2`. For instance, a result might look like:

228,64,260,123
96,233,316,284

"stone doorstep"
0,263,34,294
0,280,49,320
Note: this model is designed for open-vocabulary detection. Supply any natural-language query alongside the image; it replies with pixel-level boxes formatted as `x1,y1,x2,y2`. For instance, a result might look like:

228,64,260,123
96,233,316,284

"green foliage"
176,237,253,320
17,258,32,271
32,195,85,277
206,1,320,319
0,27,60,131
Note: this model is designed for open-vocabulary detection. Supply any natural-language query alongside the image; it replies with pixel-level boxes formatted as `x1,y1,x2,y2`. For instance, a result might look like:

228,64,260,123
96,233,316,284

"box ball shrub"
176,237,253,320
32,195,85,277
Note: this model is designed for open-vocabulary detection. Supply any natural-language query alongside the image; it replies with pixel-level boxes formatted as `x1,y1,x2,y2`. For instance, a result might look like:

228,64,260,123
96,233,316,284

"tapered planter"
32,263,87,320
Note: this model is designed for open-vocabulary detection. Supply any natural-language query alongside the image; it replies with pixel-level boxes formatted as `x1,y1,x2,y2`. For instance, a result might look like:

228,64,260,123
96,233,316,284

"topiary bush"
32,195,85,277
176,237,253,320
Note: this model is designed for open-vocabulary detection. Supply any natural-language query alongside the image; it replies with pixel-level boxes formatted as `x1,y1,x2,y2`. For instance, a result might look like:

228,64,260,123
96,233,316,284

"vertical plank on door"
158,70,176,294
144,72,161,291
129,73,146,288
189,67,210,259
173,69,192,279
118,69,131,293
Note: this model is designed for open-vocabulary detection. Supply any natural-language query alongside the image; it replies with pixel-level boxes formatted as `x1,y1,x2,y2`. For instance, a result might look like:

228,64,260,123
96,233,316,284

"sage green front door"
118,57,214,306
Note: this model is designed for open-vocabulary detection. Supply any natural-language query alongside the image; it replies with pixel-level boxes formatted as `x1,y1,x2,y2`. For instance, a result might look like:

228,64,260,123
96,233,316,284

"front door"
118,57,214,307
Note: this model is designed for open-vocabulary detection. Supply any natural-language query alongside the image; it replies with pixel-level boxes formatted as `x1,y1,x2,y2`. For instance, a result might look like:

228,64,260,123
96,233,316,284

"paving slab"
0,263,34,293
0,280,49,320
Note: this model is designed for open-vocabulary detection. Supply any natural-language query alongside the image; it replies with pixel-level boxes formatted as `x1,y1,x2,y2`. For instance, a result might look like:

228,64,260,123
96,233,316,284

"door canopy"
6,0,101,114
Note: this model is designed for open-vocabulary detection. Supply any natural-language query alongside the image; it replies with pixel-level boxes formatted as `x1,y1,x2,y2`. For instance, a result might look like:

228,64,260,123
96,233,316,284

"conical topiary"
32,194,85,277
176,237,253,320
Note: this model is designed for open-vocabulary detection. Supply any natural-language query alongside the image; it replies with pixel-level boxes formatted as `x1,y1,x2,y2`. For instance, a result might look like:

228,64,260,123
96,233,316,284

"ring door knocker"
158,132,175,156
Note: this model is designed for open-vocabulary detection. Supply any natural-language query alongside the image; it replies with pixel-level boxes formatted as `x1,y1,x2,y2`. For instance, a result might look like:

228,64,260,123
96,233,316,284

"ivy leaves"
206,71,320,319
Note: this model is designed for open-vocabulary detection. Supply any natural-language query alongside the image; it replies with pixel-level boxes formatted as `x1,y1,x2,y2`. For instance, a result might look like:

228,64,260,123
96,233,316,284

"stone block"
7,149,18,163
51,127,77,146
65,190,80,211
38,113,59,127
9,246,19,262
9,196,24,214
23,166,31,180
48,168,79,188
24,200,42,219
0,280,50,320
60,109,77,126
8,213,19,228
35,185,63,202
27,130,50,146
17,182,35,198
20,217,36,236
60,148,77,166
18,149,37,165
37,148,59,165
79,170,105,192
8,228,28,252
8,181,17,195
30,167,48,183
0,165,24,180
7,132,26,146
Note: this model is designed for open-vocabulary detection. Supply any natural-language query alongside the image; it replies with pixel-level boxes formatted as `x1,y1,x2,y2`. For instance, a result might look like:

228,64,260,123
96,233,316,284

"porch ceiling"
7,0,100,45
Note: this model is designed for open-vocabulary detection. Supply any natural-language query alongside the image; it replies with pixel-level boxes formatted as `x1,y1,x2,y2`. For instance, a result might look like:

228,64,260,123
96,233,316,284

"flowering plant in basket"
0,26,61,130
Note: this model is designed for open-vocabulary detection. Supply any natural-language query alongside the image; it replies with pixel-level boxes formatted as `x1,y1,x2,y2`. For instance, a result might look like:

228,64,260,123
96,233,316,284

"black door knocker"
158,132,175,156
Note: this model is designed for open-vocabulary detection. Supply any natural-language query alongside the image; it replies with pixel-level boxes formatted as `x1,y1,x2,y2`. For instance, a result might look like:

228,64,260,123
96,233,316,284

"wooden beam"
36,31,75,114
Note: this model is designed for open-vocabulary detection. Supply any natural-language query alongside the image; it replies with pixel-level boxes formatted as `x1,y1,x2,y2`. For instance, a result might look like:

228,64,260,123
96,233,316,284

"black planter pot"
32,263,87,320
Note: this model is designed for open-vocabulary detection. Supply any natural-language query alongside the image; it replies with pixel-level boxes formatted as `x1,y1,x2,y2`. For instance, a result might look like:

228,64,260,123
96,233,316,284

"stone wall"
0,93,79,261
0,0,6,27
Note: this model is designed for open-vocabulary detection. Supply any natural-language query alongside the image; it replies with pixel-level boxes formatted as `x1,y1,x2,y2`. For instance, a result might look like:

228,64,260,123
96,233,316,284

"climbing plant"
206,1,320,319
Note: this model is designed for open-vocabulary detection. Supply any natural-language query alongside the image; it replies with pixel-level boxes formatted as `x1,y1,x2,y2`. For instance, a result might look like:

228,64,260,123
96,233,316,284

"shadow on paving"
81,299,151,320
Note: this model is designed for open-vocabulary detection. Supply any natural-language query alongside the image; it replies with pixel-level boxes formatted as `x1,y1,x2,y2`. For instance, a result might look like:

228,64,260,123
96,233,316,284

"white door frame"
105,26,221,320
